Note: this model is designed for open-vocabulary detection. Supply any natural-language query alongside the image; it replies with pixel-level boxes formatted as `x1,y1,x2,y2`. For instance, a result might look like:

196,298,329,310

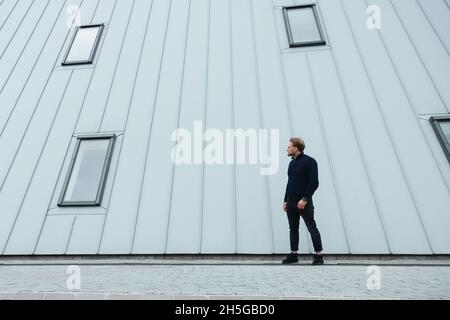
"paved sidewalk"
0,258,449,300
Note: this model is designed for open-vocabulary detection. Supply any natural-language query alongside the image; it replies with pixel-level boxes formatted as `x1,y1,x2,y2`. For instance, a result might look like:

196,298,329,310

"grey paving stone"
0,260,449,299
0,293,45,300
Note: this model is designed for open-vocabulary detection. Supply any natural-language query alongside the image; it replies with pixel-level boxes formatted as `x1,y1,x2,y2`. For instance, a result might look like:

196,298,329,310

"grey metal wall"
0,0,449,255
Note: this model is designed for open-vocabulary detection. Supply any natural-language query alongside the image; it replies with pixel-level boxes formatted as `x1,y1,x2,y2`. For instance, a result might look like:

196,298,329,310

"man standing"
282,137,324,265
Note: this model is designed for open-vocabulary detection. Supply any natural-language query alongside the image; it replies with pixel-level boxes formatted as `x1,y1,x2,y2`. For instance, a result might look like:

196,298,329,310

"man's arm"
284,183,288,203
303,159,319,202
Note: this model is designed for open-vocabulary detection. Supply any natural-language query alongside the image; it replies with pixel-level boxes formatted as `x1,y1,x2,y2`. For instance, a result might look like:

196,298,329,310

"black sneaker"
312,254,324,265
282,253,298,264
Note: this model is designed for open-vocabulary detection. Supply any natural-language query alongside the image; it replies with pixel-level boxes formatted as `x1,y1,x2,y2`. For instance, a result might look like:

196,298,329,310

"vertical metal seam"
2,70,75,255
0,0,19,32
55,0,122,254
0,0,35,58
305,52,352,254
164,0,192,254
229,0,238,254
117,0,155,253
388,1,450,193
126,0,173,254
364,0,444,253
444,0,450,10
271,0,320,254
0,0,77,135
249,0,275,254
199,0,212,254
65,215,77,254
389,0,449,114
97,0,137,132
415,0,450,56
90,0,102,21
48,0,105,222
342,0,434,253
0,0,72,193
32,0,95,256
327,1,391,253
269,5,295,135
0,0,51,95
345,0,429,252
96,0,151,253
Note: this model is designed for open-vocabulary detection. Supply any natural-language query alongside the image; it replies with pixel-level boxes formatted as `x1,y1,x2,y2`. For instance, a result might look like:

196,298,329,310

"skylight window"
58,135,116,207
283,5,326,48
430,116,450,164
62,24,104,66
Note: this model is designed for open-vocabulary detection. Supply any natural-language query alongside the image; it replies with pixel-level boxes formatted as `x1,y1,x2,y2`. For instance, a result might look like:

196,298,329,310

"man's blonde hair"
289,137,305,152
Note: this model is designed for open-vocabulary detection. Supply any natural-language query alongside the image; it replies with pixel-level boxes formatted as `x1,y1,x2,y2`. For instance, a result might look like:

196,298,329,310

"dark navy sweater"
284,152,319,204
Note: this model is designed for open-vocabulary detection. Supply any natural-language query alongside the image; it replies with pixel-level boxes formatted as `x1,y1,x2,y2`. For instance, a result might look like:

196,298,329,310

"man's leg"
282,200,301,264
286,200,301,253
301,204,323,254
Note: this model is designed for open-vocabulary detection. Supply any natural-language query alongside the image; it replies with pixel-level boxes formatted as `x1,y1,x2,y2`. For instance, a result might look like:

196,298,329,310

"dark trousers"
286,199,323,253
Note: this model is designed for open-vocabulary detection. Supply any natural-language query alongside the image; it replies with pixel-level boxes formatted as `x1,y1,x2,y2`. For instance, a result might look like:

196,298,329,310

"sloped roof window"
431,116,450,164
283,5,326,48
58,135,115,207
62,24,104,66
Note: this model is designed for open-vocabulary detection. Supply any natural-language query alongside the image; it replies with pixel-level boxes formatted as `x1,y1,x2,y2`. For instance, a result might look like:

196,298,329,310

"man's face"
287,142,297,157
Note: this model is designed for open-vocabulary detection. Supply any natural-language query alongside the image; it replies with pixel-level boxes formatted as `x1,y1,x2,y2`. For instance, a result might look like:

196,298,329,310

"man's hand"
297,199,307,210
283,202,287,213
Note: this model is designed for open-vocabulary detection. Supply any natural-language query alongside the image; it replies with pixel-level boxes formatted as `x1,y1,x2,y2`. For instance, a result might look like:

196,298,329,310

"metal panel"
165,0,209,254
0,71,72,254
318,0,432,254
97,0,171,254
283,52,350,254
0,0,33,55
0,1,19,30
252,0,307,253
75,0,136,133
230,0,273,254
0,0,85,184
307,50,390,254
416,0,450,54
0,0,100,255
0,0,64,93
100,0,168,254
2,69,94,255
99,0,154,132
0,0,71,132
200,0,236,253
0,0,51,87
0,0,449,255
364,0,448,115
66,215,105,254
391,0,450,111
102,0,173,254
34,215,75,255
342,0,450,253
126,0,192,254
